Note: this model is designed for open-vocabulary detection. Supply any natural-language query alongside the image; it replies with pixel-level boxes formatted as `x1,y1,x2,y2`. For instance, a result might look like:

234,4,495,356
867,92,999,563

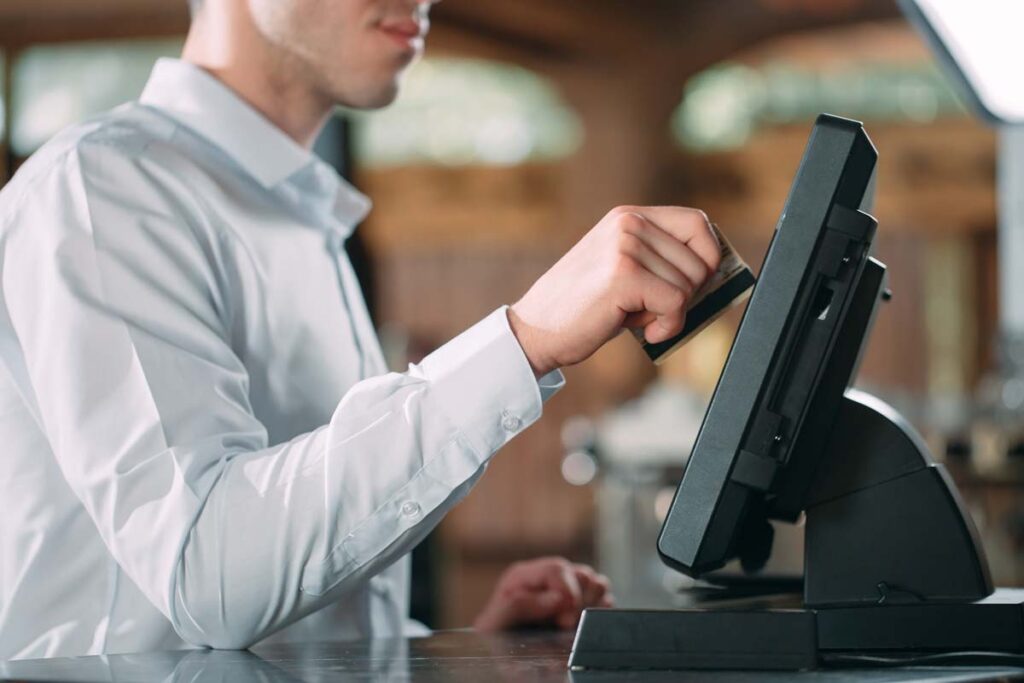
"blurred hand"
509,206,720,377
473,557,614,633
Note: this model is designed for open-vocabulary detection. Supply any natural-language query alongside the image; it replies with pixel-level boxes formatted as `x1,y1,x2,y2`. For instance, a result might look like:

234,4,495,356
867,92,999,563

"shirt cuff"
538,369,566,403
416,306,563,457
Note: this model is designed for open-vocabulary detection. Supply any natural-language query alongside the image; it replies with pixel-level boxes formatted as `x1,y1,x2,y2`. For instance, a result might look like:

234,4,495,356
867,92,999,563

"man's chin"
336,79,402,111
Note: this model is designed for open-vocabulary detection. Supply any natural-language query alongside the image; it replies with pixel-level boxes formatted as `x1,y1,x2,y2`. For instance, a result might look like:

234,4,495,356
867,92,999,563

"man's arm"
3,143,552,648
5,140,717,649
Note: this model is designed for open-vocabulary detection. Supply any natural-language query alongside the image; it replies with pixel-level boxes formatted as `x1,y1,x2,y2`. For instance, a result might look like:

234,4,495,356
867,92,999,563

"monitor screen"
657,114,880,577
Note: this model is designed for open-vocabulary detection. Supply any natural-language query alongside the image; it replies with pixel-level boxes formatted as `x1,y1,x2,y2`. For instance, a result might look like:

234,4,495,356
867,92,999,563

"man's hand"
509,206,721,377
473,557,614,633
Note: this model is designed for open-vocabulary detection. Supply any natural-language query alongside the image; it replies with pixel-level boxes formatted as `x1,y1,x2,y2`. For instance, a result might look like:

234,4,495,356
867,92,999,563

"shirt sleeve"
0,139,564,649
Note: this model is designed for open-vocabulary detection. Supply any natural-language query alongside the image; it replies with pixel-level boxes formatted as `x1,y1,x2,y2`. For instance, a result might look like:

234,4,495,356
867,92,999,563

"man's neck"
181,8,332,149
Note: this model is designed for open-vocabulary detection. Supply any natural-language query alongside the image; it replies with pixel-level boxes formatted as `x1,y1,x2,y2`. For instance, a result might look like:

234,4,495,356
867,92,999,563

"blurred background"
1,0,1020,629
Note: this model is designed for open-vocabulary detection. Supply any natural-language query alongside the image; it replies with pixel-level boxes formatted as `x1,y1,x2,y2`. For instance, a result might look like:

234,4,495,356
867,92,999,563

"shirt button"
400,501,422,520
501,410,522,433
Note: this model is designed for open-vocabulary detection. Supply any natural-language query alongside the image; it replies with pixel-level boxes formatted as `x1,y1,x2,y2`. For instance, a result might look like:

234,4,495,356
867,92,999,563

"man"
0,0,720,661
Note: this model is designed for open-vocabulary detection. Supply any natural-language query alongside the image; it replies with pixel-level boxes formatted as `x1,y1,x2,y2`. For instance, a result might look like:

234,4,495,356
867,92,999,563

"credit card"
634,224,756,364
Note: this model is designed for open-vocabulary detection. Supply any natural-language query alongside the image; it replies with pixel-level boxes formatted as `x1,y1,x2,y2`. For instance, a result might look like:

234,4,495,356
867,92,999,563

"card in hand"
634,224,756,364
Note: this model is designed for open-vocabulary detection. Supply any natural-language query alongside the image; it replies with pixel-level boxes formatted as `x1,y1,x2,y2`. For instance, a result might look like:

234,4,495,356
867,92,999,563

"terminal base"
568,590,1024,671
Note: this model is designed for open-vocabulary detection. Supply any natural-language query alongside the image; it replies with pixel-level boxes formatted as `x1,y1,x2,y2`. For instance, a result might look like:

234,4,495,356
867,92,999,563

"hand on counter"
472,556,614,632
508,206,720,377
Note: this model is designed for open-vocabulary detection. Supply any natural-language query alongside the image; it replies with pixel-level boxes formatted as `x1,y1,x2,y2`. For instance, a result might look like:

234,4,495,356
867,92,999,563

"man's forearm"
168,308,552,647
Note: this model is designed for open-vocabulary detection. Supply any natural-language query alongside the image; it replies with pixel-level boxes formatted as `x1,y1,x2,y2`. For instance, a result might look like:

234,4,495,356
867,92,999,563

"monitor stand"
568,392,1024,671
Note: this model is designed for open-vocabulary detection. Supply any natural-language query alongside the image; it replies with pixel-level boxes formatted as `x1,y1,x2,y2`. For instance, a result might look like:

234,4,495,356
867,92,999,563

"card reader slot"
734,229,868,478
768,239,868,463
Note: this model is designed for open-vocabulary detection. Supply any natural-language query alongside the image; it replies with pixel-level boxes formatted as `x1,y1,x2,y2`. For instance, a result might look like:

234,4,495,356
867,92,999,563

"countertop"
3,630,1024,682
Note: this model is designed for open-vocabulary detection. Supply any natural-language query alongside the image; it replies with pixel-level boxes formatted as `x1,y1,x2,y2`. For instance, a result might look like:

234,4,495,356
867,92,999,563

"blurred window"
674,60,967,152
346,57,582,168
11,39,183,156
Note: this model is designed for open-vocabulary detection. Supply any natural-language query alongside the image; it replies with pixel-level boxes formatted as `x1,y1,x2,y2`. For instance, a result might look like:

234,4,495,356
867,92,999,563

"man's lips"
378,19,426,47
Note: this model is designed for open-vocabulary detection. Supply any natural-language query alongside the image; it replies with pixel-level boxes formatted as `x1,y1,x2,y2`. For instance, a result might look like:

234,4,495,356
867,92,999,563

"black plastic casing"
657,114,878,577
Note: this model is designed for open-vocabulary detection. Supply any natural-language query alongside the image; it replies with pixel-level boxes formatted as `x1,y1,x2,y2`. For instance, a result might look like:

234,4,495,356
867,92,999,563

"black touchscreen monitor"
657,114,880,577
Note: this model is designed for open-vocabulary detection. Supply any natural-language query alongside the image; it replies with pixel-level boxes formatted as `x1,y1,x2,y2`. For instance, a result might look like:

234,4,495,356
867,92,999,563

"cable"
822,651,1024,668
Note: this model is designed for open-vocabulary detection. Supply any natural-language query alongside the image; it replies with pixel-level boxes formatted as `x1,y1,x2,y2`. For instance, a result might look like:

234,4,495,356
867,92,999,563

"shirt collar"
139,58,371,231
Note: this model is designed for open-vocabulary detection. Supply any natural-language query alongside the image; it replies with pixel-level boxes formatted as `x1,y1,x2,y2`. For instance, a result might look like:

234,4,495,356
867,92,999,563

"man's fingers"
556,610,581,631
614,206,720,274
507,589,564,624
644,316,684,345
628,268,689,344
512,558,584,610
544,559,583,612
610,208,720,344
475,559,614,632
624,213,713,290
617,227,696,296
574,564,611,607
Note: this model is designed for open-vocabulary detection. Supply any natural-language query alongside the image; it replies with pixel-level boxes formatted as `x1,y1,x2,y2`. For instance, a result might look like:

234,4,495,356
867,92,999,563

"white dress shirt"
0,58,563,661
